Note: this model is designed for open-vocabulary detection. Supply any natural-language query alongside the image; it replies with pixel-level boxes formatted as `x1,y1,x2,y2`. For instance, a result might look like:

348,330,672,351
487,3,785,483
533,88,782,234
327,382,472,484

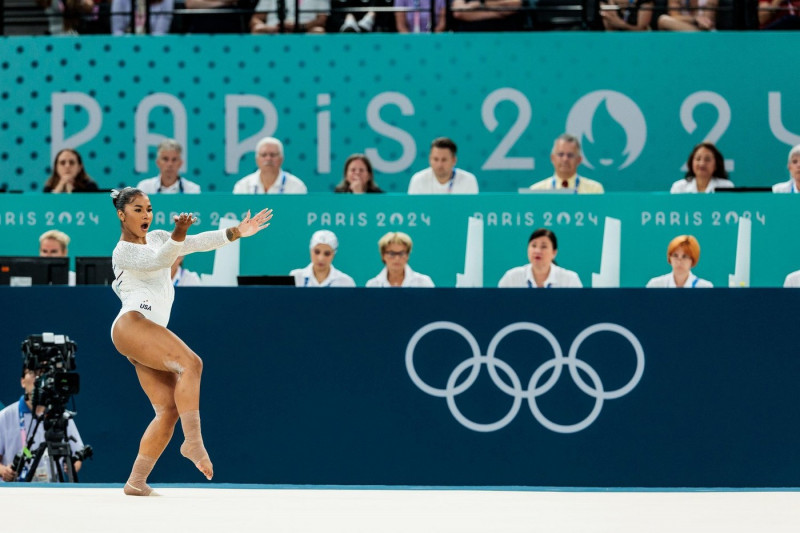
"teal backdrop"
0,33,798,193
0,192,797,288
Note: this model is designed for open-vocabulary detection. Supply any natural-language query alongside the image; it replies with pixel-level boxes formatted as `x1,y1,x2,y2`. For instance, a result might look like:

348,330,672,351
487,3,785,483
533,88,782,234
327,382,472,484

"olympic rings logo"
405,321,645,433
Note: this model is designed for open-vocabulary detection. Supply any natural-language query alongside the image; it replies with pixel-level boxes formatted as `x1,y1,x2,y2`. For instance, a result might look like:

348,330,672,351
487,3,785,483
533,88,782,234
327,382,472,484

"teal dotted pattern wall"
0,33,797,193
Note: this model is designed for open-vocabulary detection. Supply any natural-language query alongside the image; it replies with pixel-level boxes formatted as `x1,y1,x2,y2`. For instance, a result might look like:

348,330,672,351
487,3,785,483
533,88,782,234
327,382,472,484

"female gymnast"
109,187,272,495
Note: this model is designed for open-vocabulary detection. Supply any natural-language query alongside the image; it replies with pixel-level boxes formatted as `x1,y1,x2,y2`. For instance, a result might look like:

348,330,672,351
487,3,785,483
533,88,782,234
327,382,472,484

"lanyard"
552,175,580,193
17,396,32,478
255,172,286,194
446,169,456,193
305,272,332,287
527,280,552,288
158,177,183,193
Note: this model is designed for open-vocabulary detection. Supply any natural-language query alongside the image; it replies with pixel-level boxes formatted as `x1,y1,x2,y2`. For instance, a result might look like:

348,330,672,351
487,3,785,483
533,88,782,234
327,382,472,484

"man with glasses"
528,133,604,194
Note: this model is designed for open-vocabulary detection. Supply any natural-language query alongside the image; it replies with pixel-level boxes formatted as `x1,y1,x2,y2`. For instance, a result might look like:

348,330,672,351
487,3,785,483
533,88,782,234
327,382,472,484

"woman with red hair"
646,235,713,288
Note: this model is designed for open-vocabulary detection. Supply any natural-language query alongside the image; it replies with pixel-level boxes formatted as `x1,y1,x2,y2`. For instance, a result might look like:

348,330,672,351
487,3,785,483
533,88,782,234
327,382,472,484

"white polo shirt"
290,263,356,287
772,180,799,193
233,170,307,194
498,264,582,288
670,177,734,193
646,272,713,288
136,176,202,194
366,264,435,287
407,168,478,194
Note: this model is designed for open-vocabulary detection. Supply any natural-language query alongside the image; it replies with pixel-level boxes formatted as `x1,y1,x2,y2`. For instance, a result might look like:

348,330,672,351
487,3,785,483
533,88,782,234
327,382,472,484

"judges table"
0,192,796,287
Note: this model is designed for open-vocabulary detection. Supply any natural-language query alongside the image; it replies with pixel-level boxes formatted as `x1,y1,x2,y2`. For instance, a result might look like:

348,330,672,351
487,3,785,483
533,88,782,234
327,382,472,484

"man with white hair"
772,144,800,193
233,137,308,194
136,139,201,194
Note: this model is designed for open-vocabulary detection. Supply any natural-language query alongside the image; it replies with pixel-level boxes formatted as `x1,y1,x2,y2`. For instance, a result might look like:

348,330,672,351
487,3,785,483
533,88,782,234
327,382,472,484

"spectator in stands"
186,0,251,33
171,256,202,286
334,154,383,193
394,0,446,32
670,142,734,193
450,0,526,31
136,140,201,194
39,229,76,286
111,0,174,35
646,235,712,288
657,0,717,30
37,0,95,35
250,0,329,32
408,137,478,194
43,149,99,193
366,231,434,287
290,230,356,287
528,134,604,194
233,137,308,194
498,228,582,288
759,0,800,28
335,0,377,32
600,0,654,30
772,144,800,193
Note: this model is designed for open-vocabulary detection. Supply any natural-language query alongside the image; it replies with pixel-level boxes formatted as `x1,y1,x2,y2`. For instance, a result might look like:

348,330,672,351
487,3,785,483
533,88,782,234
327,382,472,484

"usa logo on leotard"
405,321,645,433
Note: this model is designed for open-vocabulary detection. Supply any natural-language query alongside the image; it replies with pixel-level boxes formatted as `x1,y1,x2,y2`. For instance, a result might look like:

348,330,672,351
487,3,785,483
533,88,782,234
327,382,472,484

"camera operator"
0,367,85,482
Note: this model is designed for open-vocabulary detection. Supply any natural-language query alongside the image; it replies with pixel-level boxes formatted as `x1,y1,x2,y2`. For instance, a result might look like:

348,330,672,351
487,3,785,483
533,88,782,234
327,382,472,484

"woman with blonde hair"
366,232,434,287
646,235,712,288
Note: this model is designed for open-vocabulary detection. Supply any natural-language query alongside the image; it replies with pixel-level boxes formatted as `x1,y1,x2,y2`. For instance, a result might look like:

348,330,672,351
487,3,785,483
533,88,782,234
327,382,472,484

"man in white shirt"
233,137,308,194
136,139,201,194
408,137,479,194
528,134,604,194
772,144,800,193
0,366,85,482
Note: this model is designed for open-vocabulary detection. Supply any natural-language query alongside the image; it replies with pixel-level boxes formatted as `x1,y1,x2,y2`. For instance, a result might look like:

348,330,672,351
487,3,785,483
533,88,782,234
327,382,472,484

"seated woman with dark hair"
646,235,713,288
670,142,734,194
498,228,582,288
43,149,99,193
334,154,383,193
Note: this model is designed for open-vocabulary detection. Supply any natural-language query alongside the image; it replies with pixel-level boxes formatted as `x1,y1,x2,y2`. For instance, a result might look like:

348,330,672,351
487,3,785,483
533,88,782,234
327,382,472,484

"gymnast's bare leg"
113,311,213,495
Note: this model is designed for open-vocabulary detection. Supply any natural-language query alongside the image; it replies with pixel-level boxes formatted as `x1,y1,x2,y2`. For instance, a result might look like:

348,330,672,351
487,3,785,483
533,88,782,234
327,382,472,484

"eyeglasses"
384,250,408,258
669,252,692,261
554,152,577,160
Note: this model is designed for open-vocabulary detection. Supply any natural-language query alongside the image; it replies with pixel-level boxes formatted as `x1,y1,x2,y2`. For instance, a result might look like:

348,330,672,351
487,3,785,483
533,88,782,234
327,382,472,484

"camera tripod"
17,411,80,483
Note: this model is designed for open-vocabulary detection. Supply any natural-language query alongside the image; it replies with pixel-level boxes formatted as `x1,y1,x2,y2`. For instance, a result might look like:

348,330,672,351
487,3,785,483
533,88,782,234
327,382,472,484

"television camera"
9,333,92,482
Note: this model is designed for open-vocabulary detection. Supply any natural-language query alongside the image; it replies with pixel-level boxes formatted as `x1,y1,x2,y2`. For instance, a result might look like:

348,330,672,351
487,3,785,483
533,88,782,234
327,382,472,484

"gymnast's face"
119,194,153,239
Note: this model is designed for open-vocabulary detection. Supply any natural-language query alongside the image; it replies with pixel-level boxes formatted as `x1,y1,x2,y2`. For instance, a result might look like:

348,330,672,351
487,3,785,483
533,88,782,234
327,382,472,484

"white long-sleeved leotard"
111,229,230,334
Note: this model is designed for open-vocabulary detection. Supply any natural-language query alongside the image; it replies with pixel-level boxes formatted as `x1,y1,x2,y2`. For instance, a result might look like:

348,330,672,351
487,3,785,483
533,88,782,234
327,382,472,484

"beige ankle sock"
124,454,157,496
179,410,209,464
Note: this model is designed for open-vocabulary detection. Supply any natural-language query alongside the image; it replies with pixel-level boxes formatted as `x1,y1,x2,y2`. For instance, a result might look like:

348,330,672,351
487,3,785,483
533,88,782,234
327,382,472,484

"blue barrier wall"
1,287,798,487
